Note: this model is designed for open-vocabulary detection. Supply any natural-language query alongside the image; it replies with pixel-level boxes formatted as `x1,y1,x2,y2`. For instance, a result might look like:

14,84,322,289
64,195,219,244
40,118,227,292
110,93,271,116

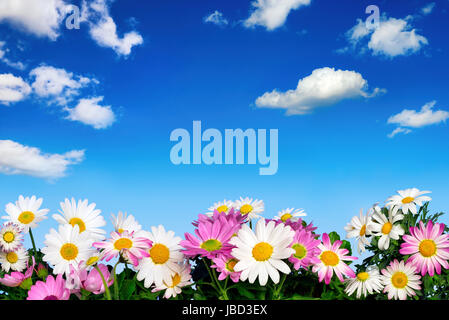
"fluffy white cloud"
0,73,31,105
343,15,428,58
0,140,84,179
29,65,96,105
0,0,70,40
388,101,449,128
255,67,383,115
204,11,229,26
244,0,311,31
65,96,116,129
82,0,143,56
387,127,411,138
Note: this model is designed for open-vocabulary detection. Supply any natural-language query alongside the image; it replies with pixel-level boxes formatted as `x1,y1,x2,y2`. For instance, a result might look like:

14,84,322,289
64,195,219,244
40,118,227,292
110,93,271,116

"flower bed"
1,189,448,300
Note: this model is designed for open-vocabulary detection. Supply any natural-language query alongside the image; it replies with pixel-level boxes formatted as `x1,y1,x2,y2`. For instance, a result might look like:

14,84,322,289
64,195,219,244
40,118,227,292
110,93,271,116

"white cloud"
0,0,70,40
255,67,383,115
0,41,25,70
29,65,96,105
0,73,31,105
387,127,412,138
244,0,311,31
65,96,116,129
421,2,435,15
204,11,229,26
343,15,428,58
82,0,143,56
0,139,84,179
388,101,449,128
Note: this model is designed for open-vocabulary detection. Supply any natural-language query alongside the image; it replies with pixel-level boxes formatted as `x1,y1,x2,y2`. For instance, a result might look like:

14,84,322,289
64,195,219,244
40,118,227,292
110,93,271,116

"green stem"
202,259,218,292
203,258,229,299
112,260,121,300
273,273,287,300
94,265,112,301
29,229,37,257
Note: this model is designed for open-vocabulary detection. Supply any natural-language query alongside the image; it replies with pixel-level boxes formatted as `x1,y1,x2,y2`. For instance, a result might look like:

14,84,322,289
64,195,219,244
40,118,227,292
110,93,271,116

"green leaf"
328,231,340,244
120,279,136,300
236,286,256,299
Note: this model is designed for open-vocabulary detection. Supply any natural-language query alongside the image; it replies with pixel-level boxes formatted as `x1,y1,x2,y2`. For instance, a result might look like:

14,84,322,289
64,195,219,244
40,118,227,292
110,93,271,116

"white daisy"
0,245,28,272
42,224,96,276
274,208,307,223
111,211,142,234
386,188,432,216
381,259,421,300
151,262,192,299
344,267,383,299
53,198,106,241
230,219,295,286
344,208,374,253
233,197,264,220
136,225,184,288
2,195,49,233
206,199,234,216
370,207,404,250
0,222,24,252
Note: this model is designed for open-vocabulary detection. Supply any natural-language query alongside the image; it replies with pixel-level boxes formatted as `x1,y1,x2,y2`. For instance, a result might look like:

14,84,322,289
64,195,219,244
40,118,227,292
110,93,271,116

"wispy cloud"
203,11,228,27
421,2,435,16
0,73,31,105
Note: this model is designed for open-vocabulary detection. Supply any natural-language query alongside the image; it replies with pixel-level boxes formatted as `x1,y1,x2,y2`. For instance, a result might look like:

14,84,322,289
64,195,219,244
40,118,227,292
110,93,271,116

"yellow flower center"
200,239,222,252
252,242,273,261
6,251,18,264
226,258,238,272
402,197,415,204
114,238,133,250
216,205,228,214
419,239,437,257
86,256,99,266
118,228,125,234
18,211,35,225
240,204,253,215
320,250,339,267
359,225,366,236
150,243,170,264
280,213,292,222
357,272,370,281
382,222,392,235
60,243,79,261
69,217,86,233
292,243,307,260
391,271,408,289
168,273,181,288
3,231,15,243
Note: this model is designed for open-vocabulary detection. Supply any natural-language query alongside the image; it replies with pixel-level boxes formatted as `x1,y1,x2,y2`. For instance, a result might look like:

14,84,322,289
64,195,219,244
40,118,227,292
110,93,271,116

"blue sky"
0,0,448,258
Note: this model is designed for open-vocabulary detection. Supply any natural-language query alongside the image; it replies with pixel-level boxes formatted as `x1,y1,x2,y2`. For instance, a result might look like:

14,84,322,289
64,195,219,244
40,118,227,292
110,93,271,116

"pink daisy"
93,230,152,266
211,254,241,283
399,220,449,276
193,208,246,228
267,218,318,234
181,215,239,259
27,274,71,300
312,233,357,284
289,229,321,270
0,256,35,287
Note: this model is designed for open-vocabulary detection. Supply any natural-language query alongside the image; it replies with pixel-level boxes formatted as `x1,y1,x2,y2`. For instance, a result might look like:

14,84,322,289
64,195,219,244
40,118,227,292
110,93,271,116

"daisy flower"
0,222,24,252
42,224,96,276
0,245,28,272
53,198,106,241
344,268,383,299
152,262,192,299
344,208,374,253
111,211,142,234
399,220,449,276
370,208,404,250
205,199,234,216
274,208,306,223
136,225,184,288
93,230,152,266
0,257,35,287
312,233,357,285
289,229,321,270
230,219,295,286
381,259,421,300
181,215,239,259
27,274,71,300
233,197,264,220
2,195,49,233
386,188,432,216
211,254,241,283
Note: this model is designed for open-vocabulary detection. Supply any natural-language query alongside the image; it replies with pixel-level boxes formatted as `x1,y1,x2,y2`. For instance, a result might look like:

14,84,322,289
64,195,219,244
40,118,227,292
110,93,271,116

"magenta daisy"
289,229,321,270
211,254,241,283
180,215,239,259
93,230,152,266
0,256,35,287
27,274,71,300
399,220,449,276
312,233,357,284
